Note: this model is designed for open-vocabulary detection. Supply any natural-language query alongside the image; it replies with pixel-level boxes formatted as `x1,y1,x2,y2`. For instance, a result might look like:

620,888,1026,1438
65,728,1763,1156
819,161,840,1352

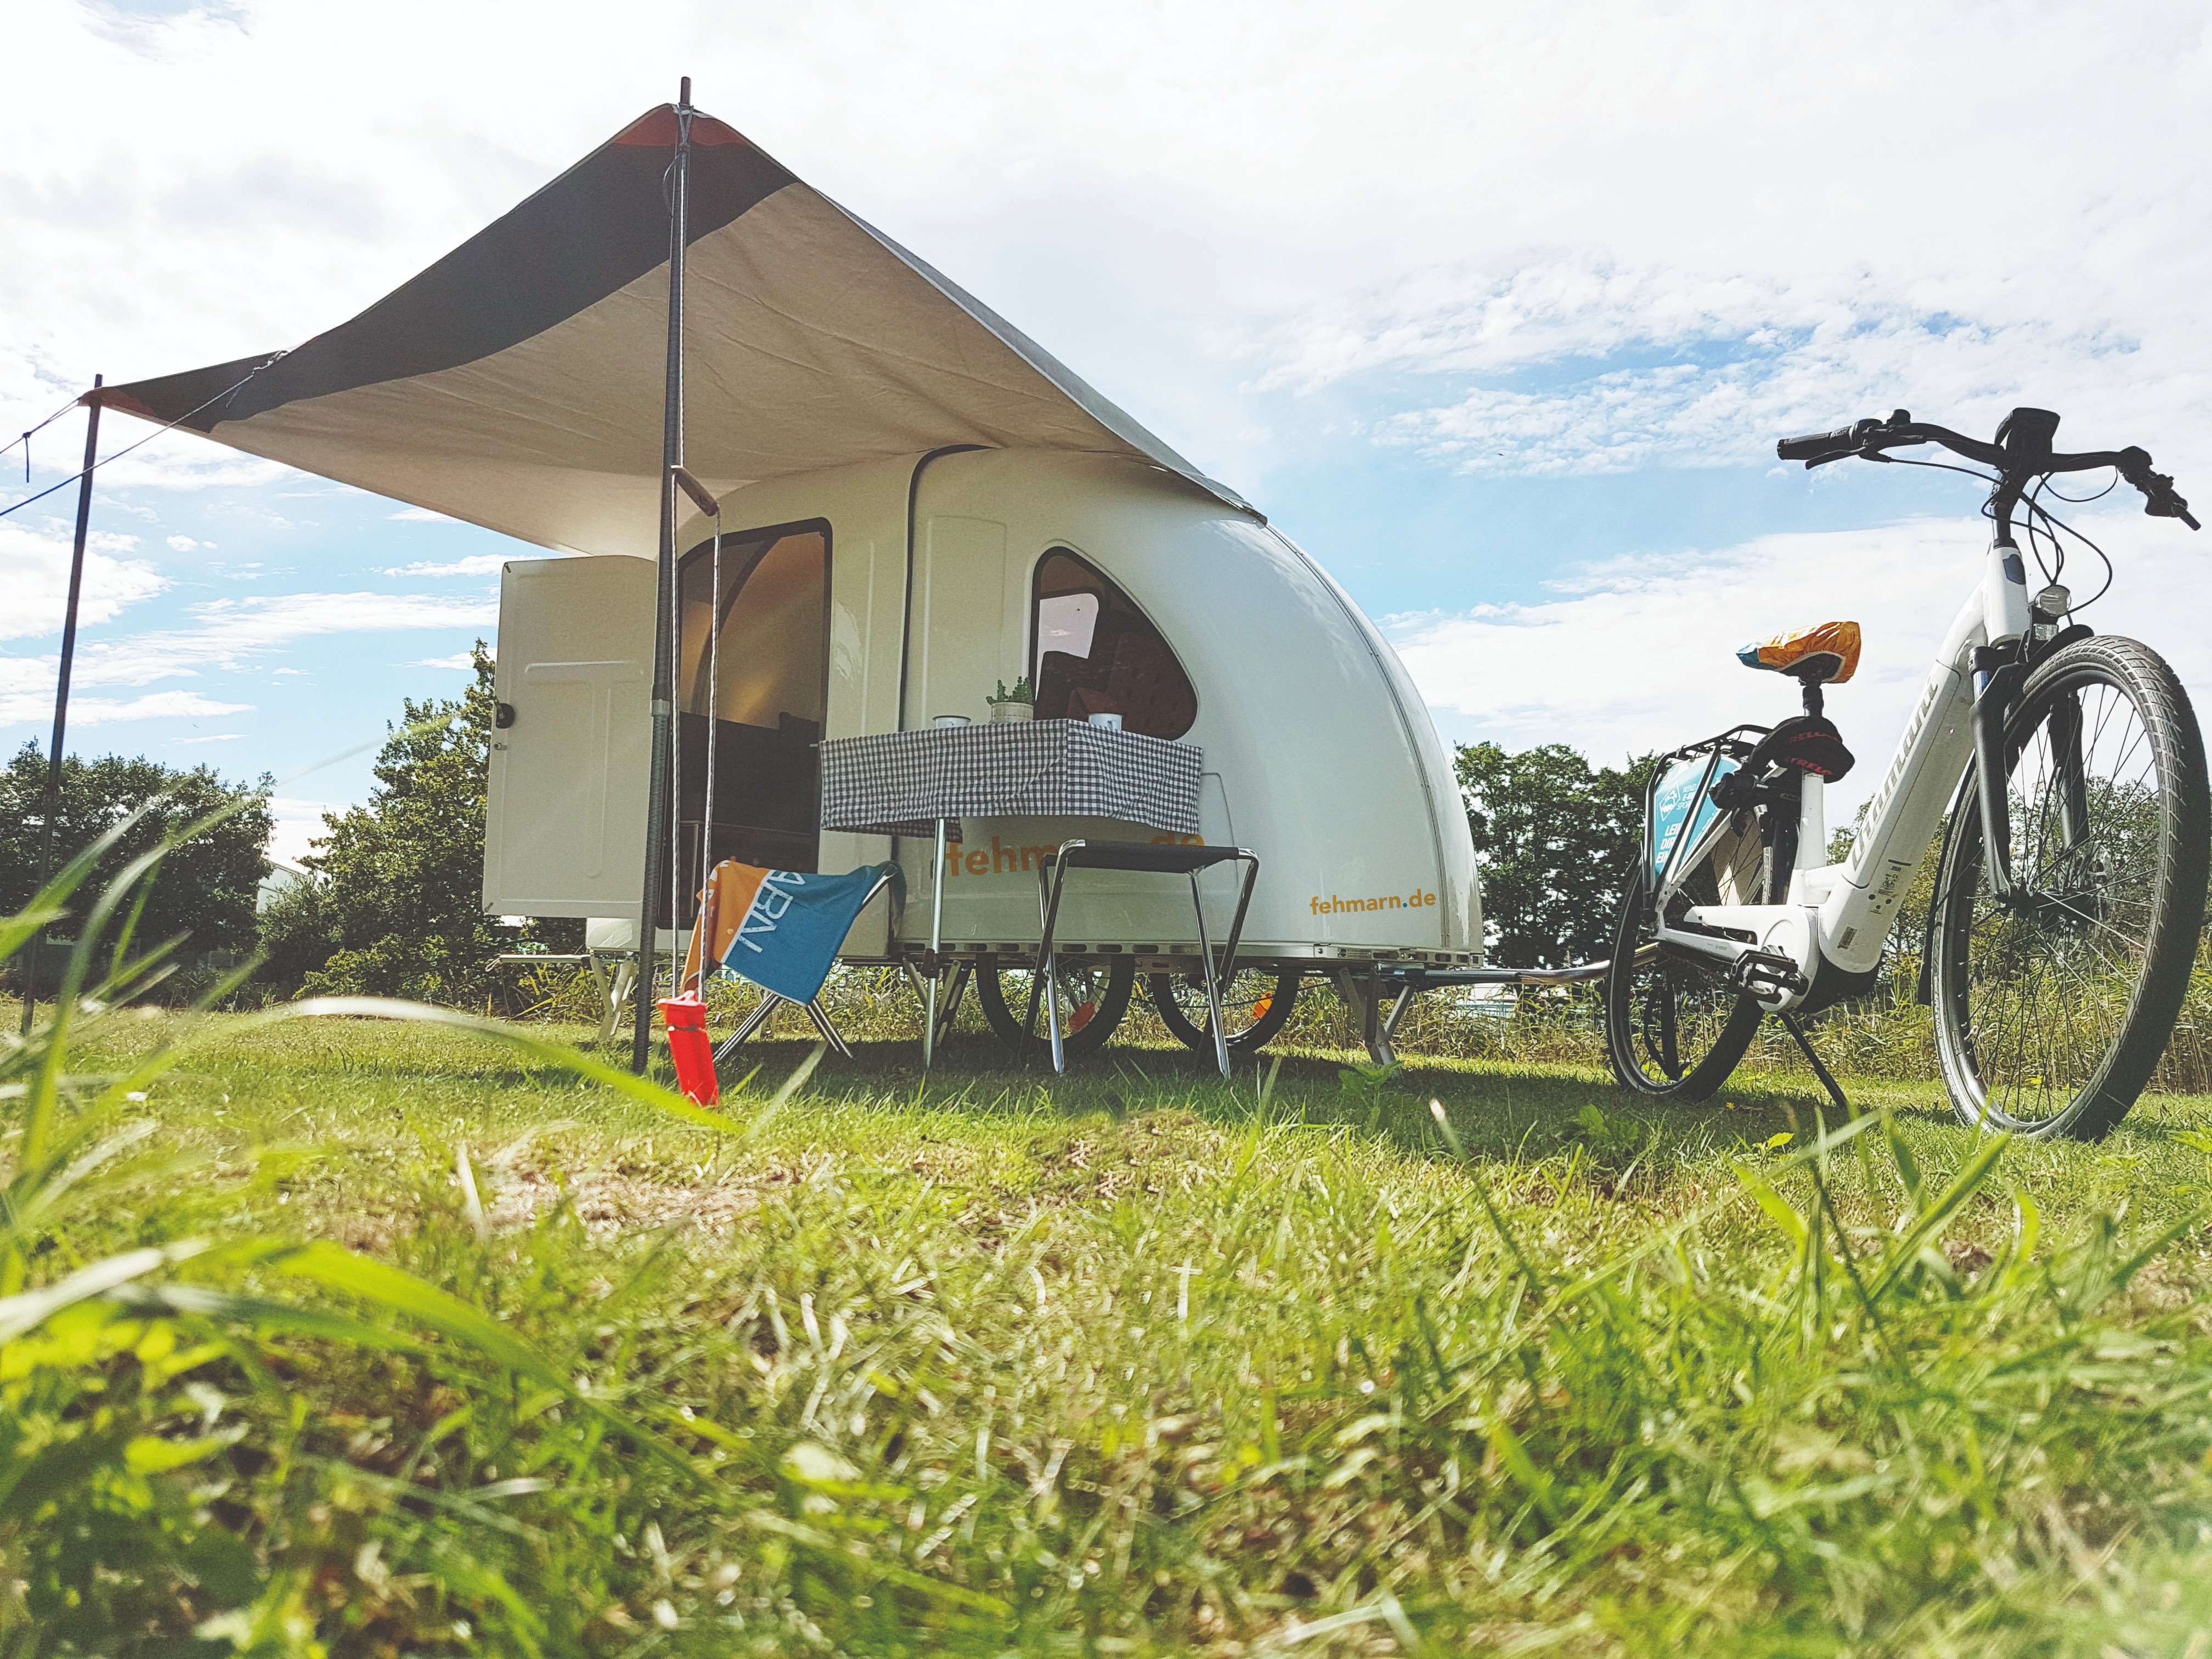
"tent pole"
20,376,101,1038
631,80,694,1074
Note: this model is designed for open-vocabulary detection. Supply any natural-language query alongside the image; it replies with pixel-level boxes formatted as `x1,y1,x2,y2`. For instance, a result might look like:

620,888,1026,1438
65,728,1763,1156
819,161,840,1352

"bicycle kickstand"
1777,1011,1852,1118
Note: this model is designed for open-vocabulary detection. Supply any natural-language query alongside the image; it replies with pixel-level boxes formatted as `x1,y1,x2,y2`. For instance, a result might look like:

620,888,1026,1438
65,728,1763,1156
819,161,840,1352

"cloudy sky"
6,0,2210,866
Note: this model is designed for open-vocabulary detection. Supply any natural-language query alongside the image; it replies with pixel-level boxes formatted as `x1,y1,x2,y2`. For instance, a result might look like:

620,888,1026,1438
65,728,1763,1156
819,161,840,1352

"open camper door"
484,556,655,919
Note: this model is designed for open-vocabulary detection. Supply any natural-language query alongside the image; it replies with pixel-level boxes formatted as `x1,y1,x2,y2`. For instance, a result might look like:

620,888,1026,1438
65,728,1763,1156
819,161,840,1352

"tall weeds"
0,817,988,1652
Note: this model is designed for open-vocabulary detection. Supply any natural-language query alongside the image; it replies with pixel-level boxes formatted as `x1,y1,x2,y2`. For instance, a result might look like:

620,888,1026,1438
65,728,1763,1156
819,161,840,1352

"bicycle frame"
1651,532,2035,1003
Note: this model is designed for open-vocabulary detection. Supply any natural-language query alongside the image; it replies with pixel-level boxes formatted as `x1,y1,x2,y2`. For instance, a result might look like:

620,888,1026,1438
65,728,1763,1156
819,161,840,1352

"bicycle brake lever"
2117,447,2199,530
2143,474,2197,530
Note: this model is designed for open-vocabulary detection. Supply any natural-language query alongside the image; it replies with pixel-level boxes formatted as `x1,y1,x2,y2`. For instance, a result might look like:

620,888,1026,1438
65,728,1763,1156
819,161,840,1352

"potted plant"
988,676,1036,723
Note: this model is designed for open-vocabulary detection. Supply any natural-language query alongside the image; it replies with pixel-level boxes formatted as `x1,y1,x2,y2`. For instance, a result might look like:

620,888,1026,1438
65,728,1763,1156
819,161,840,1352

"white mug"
1086,712,1123,731
932,714,970,729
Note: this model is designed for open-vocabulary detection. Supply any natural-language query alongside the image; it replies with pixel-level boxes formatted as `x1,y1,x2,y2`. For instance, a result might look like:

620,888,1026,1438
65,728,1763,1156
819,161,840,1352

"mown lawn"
18,1003,2212,1656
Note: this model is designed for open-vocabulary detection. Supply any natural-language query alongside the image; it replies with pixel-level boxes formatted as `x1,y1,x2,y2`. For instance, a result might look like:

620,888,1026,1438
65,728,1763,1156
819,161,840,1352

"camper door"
675,521,831,894
484,555,654,919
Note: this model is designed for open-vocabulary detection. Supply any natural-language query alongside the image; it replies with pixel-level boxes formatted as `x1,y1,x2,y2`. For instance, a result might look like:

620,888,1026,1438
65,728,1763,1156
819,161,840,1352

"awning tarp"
97,103,1253,556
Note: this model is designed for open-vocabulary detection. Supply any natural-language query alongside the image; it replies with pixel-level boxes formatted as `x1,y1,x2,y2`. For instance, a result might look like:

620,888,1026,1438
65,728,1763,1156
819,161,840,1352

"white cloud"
166,533,210,551
382,554,505,578
93,443,295,493
390,506,458,523
126,590,493,681
267,797,342,867
0,521,169,640
138,592,495,668
1396,509,2212,825
175,731,242,743
20,690,253,726
0,590,497,724
1270,263,2161,478
407,652,480,670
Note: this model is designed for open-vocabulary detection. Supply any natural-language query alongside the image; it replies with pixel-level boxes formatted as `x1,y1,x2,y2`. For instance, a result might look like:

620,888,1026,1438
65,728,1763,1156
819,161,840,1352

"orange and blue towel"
683,860,902,1004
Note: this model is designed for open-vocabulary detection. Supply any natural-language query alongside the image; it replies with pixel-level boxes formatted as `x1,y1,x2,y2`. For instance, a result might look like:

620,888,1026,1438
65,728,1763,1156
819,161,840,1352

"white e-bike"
1605,408,2208,1139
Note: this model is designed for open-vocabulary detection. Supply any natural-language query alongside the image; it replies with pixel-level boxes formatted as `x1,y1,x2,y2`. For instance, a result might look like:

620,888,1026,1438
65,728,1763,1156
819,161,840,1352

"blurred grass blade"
0,1240,211,1344
1734,1164,1809,1250
1866,1134,2011,1304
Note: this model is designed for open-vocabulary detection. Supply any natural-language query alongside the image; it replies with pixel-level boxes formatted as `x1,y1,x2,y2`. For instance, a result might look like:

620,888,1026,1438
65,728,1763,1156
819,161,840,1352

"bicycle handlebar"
1775,424,1866,464
1775,408,2198,530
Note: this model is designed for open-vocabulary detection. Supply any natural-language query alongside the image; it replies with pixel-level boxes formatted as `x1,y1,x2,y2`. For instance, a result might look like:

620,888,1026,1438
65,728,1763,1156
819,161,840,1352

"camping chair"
1024,839,1260,1077
682,859,901,1064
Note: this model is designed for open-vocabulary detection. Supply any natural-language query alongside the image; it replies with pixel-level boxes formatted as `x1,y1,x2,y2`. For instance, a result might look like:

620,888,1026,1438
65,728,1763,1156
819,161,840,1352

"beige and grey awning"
97,103,1254,556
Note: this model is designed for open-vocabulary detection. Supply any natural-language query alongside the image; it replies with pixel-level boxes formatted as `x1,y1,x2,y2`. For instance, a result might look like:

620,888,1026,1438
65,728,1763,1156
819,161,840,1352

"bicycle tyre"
1931,635,2209,1139
1603,862,1768,1099
974,956,1136,1060
1145,967,1301,1059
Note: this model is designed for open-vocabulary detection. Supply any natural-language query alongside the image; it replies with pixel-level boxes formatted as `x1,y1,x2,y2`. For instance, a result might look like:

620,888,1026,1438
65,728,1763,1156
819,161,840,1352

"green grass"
15,997,2212,1656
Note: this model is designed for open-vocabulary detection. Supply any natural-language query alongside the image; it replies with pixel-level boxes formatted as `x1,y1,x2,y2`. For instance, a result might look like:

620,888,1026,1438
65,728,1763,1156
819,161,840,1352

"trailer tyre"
975,957,1136,1060
1146,967,1301,1059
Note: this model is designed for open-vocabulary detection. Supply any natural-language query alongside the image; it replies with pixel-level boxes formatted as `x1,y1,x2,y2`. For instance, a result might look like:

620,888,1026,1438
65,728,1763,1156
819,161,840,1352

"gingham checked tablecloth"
819,720,1203,841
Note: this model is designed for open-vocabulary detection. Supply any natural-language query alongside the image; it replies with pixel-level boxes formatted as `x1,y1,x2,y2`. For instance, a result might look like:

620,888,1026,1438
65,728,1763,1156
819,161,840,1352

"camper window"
675,522,830,893
1030,549,1197,740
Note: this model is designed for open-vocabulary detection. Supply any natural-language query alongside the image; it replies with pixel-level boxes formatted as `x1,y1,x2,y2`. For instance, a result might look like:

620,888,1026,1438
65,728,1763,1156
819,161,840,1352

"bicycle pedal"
1729,950,1809,1005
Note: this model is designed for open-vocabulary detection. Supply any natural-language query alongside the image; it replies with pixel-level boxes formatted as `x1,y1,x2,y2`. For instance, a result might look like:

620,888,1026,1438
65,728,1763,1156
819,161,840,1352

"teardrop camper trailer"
92,98,1482,1060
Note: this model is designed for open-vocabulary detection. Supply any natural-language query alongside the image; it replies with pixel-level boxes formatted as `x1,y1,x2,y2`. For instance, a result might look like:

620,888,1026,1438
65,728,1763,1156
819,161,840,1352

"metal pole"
631,80,694,1074
21,376,100,1036
701,504,722,899
925,817,947,1066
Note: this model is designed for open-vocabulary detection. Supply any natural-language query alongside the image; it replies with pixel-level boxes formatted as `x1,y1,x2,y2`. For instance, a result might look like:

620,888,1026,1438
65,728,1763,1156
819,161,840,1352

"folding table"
818,719,1208,1065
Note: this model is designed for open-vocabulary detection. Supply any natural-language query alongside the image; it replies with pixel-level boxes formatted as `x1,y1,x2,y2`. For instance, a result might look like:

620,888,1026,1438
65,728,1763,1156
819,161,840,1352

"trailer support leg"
1331,967,1400,1067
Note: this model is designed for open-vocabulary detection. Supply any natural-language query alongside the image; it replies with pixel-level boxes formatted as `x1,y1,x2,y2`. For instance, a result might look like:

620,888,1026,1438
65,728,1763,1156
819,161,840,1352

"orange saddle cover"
1736,620,1861,684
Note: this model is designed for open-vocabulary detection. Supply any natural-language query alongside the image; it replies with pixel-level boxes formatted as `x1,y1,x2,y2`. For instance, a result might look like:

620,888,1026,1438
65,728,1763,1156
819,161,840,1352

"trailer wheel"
975,956,1135,1060
1146,968,1300,1059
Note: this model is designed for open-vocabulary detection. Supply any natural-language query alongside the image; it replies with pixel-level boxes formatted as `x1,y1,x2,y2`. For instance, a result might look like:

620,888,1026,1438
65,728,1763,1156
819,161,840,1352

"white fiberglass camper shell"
97,97,1480,1054
486,446,1479,966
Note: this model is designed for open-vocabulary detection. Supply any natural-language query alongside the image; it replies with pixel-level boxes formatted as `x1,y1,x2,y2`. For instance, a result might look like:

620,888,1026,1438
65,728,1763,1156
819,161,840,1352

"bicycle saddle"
1736,620,1861,684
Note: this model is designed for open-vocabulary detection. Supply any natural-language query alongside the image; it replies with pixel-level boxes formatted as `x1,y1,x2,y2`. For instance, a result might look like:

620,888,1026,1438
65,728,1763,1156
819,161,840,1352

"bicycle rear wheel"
1604,801,1785,1099
1931,635,2209,1139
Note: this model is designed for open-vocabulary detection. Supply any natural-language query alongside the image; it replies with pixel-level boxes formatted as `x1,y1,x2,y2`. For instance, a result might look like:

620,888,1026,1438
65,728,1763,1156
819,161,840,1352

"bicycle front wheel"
1931,635,2209,1139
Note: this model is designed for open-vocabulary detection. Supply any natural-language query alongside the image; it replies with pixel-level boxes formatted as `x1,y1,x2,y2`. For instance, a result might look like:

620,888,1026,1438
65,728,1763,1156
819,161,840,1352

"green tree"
291,644,504,1003
0,744,271,972
1456,741,1659,968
